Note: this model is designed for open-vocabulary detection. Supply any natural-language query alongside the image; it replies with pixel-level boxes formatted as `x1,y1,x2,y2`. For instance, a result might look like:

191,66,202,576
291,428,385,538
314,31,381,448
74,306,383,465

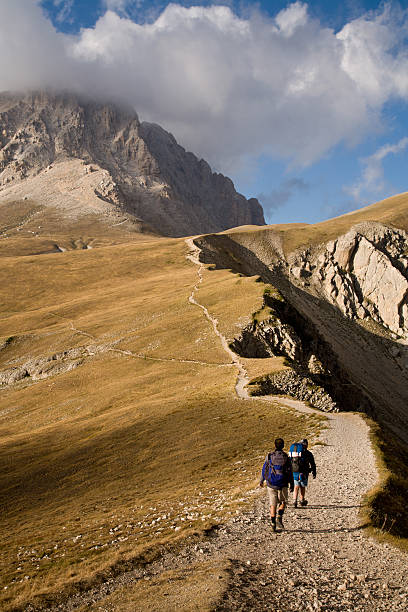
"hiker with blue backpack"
259,438,294,532
289,438,316,508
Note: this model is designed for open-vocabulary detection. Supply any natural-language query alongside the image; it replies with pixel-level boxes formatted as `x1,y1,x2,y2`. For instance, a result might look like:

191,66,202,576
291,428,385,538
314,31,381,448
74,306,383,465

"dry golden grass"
0,231,323,610
0,199,157,257
361,416,408,552
225,191,408,256
80,561,229,612
277,190,408,254
242,356,289,381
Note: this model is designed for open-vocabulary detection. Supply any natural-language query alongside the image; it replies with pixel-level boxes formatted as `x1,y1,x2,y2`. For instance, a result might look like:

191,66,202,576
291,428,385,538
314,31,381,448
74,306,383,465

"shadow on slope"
0,236,323,610
195,232,408,540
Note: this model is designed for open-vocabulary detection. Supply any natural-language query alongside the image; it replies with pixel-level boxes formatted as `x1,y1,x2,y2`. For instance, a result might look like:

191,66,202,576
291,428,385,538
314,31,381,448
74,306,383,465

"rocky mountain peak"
0,90,265,236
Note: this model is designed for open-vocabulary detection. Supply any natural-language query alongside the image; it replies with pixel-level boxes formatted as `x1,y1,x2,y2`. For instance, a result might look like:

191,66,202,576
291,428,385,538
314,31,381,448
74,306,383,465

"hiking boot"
300,499,308,507
271,520,277,532
276,517,284,530
294,500,298,508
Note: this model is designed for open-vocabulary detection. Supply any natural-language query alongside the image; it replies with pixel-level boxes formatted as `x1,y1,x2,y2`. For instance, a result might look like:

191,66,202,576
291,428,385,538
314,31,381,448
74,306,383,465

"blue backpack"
289,442,304,473
266,450,288,487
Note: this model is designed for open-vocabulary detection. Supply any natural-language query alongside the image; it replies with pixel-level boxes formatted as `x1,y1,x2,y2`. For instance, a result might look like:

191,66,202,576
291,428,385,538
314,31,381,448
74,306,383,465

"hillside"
1,91,408,609
0,227,322,610
196,194,408,437
0,91,264,239
195,192,408,547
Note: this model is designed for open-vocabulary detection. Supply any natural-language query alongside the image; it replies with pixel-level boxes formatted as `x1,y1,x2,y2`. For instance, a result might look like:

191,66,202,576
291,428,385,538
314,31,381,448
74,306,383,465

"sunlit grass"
0,234,322,610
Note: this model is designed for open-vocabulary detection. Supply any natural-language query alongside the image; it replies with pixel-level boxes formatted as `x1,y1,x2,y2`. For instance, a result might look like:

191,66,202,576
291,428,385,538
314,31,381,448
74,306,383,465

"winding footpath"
186,238,250,398
183,238,408,610
50,240,408,611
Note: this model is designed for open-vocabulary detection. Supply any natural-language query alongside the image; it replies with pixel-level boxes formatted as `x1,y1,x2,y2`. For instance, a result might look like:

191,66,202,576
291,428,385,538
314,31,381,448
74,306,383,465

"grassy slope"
0,233,323,610
279,190,408,254
227,193,408,546
226,191,408,256
0,199,155,257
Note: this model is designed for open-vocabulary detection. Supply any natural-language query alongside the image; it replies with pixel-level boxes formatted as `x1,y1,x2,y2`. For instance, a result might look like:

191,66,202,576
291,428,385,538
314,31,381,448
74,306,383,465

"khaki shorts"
267,486,288,507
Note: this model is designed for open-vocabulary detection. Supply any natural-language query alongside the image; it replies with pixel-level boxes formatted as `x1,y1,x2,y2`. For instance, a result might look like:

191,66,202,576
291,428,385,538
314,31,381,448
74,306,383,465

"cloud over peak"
1,2,408,173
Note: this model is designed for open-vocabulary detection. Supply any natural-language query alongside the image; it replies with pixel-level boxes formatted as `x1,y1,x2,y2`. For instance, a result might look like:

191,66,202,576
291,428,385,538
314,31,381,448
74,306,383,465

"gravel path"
55,403,408,611
48,241,408,611
211,407,408,611
186,237,250,397
153,404,408,611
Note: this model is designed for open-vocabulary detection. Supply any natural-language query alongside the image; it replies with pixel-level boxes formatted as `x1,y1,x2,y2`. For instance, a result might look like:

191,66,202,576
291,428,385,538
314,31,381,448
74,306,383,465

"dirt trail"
186,238,250,398
48,240,408,611
50,404,408,611
142,408,408,611
183,239,408,610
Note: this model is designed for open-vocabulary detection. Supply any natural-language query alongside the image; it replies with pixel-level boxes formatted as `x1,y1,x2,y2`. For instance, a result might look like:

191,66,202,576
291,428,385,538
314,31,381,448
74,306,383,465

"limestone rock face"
0,91,265,236
231,319,303,361
290,223,408,337
195,221,408,435
249,369,338,412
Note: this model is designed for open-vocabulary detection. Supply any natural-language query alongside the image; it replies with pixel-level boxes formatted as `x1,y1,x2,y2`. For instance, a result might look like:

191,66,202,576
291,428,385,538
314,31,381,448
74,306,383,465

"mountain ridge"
0,90,264,237
2,91,408,611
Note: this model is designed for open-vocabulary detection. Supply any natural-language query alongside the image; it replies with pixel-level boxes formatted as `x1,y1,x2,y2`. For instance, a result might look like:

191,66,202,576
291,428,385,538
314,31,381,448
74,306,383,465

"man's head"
301,438,308,448
275,437,284,450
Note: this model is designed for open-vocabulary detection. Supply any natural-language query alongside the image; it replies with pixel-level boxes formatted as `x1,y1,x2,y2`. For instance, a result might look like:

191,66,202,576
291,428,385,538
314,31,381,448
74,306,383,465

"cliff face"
0,91,264,237
194,218,408,438
288,223,408,340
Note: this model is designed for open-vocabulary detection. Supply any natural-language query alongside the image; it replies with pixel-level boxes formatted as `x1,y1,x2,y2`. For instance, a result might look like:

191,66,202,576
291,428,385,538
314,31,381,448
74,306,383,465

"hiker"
259,438,294,532
289,438,316,508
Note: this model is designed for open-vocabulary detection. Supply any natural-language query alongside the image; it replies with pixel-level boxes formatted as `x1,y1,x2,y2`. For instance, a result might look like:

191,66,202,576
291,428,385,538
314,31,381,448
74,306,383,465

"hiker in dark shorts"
289,438,316,508
259,438,294,532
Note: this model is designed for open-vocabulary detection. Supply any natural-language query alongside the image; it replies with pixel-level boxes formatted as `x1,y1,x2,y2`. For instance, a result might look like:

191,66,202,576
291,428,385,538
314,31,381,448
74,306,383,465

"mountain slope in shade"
0,91,265,237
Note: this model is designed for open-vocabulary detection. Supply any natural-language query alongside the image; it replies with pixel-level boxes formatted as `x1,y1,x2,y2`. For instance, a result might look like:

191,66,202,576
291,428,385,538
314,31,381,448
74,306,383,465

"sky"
1,1,408,224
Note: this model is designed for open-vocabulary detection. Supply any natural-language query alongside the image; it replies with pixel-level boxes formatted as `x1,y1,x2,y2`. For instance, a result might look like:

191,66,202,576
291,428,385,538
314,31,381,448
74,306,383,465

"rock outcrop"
229,292,342,411
249,369,338,412
231,313,303,362
289,223,408,338
194,220,408,439
0,91,265,237
0,342,112,386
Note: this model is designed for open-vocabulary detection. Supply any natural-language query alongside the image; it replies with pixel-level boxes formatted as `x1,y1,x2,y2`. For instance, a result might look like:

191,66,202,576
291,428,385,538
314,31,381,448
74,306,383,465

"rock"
0,343,119,387
248,368,337,412
0,91,265,237
352,235,408,334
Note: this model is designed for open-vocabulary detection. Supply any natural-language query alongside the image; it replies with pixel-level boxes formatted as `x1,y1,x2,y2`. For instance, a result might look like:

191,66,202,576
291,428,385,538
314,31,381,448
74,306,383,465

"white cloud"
337,4,408,108
0,1,74,92
275,1,308,37
1,2,408,173
102,0,140,14
345,137,408,202
53,0,74,23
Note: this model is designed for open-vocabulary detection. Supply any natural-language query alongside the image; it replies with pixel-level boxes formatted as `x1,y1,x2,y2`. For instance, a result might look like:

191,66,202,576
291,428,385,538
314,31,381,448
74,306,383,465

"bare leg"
277,500,286,529
270,502,278,531
293,484,299,504
299,485,306,502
